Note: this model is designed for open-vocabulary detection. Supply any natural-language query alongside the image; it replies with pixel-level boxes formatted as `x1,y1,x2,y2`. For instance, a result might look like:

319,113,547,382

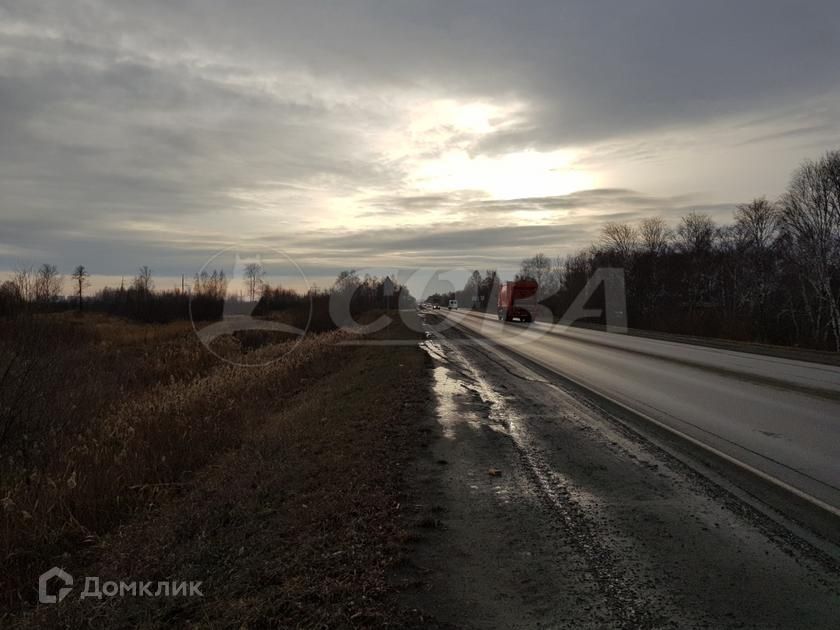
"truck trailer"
497,280,538,322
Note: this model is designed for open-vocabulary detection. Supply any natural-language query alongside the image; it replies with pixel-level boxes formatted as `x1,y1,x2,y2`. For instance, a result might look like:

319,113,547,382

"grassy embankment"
2,310,431,627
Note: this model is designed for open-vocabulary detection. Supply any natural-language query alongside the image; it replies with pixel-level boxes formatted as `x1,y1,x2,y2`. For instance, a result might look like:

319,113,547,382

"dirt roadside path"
394,318,840,629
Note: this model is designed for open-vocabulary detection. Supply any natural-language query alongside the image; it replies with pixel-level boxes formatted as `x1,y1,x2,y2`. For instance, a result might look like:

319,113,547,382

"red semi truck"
497,280,538,322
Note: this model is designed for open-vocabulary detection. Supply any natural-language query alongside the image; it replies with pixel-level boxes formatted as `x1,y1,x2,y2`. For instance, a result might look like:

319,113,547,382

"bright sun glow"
344,97,599,229
412,148,595,200
382,98,597,201
407,99,510,136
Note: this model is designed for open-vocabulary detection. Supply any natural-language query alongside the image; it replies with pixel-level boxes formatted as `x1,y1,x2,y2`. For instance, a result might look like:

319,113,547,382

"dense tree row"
509,151,840,350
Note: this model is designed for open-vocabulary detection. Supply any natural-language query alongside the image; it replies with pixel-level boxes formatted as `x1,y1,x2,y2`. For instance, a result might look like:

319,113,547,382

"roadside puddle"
421,333,603,512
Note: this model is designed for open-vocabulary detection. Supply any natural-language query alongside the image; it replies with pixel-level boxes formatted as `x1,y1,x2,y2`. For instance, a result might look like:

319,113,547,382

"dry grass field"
1,311,392,615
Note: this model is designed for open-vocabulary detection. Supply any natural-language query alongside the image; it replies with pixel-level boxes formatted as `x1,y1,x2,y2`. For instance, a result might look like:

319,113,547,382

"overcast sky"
2,0,839,290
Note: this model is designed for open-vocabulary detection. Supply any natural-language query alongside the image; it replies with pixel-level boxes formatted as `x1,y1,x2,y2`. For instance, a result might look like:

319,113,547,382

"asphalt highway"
439,309,840,512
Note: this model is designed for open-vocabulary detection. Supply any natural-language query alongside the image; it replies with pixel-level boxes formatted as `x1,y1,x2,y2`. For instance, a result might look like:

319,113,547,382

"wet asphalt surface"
394,318,840,629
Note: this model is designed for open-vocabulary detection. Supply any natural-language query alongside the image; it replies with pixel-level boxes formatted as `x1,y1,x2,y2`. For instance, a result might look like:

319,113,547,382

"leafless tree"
333,270,358,290
243,262,265,303
133,266,154,295
639,217,672,255
728,198,779,338
676,212,716,255
194,269,228,299
519,253,551,284
34,264,63,303
778,152,840,350
11,265,34,303
519,253,555,298
735,197,777,251
71,265,90,311
600,222,639,260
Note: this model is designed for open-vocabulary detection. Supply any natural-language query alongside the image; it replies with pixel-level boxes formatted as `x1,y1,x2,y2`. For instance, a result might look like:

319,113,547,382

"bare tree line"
1,264,222,320
507,151,840,350
3,264,64,305
1,259,410,325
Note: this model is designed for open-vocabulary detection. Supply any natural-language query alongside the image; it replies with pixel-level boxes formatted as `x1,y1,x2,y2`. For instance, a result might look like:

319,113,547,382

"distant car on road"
432,303,441,310
448,299,458,310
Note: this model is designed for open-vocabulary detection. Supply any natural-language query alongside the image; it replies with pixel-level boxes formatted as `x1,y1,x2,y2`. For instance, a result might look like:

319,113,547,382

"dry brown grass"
0,312,350,608
5,311,433,628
